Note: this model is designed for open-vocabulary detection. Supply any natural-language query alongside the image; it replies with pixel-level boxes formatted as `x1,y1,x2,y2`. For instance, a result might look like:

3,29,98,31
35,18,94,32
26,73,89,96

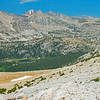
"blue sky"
0,0,100,17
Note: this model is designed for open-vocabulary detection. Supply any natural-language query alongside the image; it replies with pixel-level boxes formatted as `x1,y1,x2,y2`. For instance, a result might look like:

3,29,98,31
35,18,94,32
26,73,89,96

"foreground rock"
0,57,100,100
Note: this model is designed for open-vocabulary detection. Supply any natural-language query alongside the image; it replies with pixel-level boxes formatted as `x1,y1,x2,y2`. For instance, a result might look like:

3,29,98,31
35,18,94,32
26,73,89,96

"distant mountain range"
0,10,100,71
0,9,99,42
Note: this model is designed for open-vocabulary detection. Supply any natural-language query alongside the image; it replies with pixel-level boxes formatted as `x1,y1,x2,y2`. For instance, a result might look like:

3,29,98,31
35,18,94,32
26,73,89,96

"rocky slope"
0,10,100,60
0,56,100,100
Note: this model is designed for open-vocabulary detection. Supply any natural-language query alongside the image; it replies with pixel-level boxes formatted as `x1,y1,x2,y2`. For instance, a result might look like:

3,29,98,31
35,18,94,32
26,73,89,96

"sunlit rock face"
0,10,100,59
26,10,35,15
1,57,99,100
30,81,100,100
24,10,35,16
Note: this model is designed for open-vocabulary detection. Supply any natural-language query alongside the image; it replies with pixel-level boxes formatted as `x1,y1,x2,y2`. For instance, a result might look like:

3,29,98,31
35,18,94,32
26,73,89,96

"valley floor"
0,70,53,90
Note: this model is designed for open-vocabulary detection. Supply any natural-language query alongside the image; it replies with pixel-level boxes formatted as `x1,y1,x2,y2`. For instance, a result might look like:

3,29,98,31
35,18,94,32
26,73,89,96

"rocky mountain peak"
47,11,56,16
24,9,35,16
0,10,2,13
36,10,43,15
0,10,6,15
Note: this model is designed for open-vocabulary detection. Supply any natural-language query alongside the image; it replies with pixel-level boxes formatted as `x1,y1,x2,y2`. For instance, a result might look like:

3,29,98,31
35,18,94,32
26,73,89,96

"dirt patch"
0,70,53,90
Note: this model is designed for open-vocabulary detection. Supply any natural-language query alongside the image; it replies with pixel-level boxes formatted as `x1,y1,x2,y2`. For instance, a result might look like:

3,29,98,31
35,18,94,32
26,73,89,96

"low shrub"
24,81,32,87
40,76,46,81
91,77,100,82
59,71,65,76
0,88,6,94
7,87,16,94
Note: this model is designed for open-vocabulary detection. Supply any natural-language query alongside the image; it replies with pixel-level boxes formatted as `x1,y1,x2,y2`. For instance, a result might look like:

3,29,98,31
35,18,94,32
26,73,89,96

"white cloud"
20,0,38,4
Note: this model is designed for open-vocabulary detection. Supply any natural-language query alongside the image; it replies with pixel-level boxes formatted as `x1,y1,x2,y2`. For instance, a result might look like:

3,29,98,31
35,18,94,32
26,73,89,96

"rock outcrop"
0,56,100,100
0,10,100,59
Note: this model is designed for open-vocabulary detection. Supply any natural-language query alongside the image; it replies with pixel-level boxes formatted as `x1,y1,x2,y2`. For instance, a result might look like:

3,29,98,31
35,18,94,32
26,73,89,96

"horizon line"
0,9,98,18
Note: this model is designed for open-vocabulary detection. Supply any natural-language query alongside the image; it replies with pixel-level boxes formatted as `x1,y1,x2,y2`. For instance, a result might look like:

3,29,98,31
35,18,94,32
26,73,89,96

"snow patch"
11,76,32,82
